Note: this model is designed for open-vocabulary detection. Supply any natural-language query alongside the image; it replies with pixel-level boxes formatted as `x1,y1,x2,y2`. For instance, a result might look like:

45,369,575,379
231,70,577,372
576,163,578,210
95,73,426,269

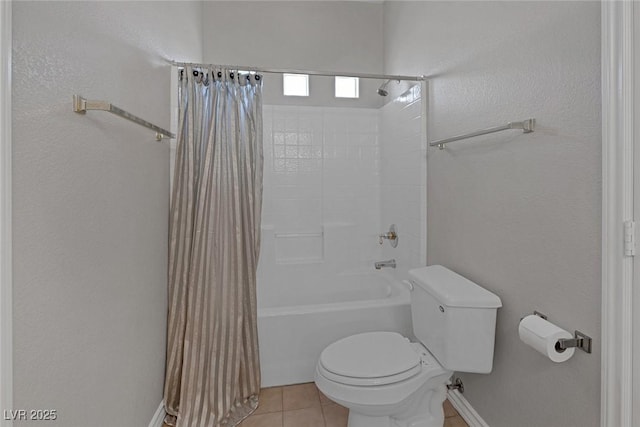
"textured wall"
384,2,601,427
202,1,382,73
202,1,384,108
12,2,202,426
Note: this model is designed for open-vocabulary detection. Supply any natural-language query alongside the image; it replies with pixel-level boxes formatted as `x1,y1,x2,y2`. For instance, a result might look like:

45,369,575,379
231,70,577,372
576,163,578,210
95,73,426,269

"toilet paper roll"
518,314,575,363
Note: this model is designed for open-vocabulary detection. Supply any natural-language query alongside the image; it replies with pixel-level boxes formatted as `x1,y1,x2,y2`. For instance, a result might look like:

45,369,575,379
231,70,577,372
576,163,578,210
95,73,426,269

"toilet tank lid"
409,265,502,308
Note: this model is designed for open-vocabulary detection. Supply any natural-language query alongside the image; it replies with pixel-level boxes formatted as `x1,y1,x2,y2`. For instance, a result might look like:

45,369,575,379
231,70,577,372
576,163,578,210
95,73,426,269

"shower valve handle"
378,224,399,248
379,231,397,244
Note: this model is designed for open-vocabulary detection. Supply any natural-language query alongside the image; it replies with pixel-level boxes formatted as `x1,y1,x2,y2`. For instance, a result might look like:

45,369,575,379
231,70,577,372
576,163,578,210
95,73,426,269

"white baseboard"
447,390,490,427
148,402,165,427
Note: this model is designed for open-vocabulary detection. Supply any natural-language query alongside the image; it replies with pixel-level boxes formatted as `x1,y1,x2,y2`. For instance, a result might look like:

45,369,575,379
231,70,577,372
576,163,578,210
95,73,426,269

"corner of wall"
148,402,165,427
447,390,490,427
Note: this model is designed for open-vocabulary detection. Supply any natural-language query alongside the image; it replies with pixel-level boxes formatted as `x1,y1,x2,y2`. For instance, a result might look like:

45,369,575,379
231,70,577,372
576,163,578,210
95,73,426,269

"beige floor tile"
282,406,325,427
241,412,283,427
322,403,349,427
444,415,469,427
254,387,283,415
318,390,333,406
282,383,321,411
443,399,458,418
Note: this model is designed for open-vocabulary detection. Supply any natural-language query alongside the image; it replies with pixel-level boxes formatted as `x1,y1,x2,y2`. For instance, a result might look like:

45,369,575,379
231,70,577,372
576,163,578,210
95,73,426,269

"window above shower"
283,74,360,99
283,73,309,97
334,76,359,98
269,74,381,108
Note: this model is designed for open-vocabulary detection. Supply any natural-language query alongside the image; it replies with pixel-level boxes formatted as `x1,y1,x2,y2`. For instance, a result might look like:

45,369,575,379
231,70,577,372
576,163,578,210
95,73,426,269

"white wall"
202,1,384,108
202,1,382,73
12,2,202,426
384,2,601,427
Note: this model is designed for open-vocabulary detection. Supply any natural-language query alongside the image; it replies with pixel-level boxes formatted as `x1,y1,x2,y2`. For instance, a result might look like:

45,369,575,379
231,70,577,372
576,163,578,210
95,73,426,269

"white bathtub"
257,273,412,387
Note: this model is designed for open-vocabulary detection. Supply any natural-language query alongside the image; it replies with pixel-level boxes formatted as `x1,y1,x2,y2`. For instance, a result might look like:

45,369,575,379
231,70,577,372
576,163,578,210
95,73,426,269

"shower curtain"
164,66,263,427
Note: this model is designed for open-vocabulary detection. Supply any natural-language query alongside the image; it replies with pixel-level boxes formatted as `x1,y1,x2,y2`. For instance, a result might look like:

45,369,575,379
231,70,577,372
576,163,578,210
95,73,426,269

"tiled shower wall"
259,85,425,284
260,105,382,276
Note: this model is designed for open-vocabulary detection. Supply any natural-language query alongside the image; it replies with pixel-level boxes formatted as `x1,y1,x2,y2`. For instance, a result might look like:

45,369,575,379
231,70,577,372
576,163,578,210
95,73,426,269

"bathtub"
257,272,412,387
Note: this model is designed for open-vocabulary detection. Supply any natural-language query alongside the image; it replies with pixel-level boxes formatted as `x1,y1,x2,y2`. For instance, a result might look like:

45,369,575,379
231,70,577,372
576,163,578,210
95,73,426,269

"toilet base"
345,383,447,427
348,412,392,427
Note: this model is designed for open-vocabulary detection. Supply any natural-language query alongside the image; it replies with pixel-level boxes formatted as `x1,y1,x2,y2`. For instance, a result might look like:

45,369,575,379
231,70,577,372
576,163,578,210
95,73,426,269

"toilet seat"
319,332,423,386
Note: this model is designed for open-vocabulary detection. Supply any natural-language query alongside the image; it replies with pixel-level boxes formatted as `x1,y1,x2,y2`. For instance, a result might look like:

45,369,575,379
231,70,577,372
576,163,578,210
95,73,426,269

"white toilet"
314,265,502,427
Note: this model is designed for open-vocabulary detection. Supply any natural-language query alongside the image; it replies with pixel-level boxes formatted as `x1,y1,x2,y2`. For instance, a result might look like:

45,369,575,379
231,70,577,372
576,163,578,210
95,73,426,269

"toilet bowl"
314,265,502,427
315,331,452,427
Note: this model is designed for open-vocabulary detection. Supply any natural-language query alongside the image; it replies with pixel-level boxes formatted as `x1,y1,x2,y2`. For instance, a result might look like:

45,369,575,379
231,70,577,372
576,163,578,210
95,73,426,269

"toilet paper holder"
528,311,592,354
556,330,592,354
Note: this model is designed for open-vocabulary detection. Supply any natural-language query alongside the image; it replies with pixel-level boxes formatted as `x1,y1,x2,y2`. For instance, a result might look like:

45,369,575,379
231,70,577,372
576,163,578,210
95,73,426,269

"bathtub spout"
375,259,396,269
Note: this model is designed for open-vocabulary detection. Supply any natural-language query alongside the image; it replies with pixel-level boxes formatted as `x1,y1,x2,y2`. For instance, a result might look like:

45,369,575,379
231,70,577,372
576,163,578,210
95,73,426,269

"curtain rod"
169,60,426,82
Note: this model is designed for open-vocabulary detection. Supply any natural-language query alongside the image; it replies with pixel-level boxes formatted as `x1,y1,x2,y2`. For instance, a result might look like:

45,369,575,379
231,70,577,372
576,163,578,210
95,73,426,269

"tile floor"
164,382,468,427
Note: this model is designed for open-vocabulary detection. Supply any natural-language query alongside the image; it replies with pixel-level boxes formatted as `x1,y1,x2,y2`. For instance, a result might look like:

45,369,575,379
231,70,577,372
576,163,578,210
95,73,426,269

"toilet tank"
408,265,502,374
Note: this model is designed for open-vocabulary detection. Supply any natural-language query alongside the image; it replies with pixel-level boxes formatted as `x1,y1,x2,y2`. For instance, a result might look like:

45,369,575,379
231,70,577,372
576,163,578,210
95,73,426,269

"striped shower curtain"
163,66,263,427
